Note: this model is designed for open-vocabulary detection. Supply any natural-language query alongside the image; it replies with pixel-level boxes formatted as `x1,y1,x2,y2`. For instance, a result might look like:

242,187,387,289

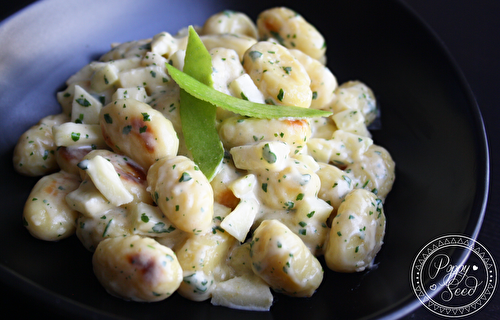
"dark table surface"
1,1,499,319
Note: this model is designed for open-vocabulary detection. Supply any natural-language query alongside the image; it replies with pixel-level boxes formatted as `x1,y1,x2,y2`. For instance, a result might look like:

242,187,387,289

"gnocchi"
13,114,68,176
324,189,386,272
23,171,81,241
93,235,183,302
14,7,395,311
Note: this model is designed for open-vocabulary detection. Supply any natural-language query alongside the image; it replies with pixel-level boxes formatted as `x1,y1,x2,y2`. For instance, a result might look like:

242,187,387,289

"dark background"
1,0,498,319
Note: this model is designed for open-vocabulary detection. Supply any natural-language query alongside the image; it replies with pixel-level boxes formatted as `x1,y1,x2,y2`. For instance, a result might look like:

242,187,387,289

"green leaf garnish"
180,26,224,181
165,63,332,119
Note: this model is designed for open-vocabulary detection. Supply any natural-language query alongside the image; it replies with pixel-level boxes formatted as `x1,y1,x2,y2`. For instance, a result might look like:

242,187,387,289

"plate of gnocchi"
0,0,488,319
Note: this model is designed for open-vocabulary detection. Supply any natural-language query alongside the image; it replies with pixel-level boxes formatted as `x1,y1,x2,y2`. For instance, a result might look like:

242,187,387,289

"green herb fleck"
262,143,277,164
104,114,113,124
179,172,192,182
277,88,284,102
102,219,113,237
142,113,151,121
71,132,80,142
262,183,268,192
153,222,176,233
75,97,91,107
249,51,263,61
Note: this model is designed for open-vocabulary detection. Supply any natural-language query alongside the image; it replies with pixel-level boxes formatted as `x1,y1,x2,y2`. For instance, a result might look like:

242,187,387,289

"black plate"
0,0,488,319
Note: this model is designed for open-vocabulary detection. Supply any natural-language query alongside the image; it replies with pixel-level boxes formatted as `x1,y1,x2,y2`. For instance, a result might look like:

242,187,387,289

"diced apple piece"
66,64,94,85
90,64,120,92
141,51,169,70
111,87,148,102
220,198,258,242
228,242,253,276
71,85,103,124
168,50,186,71
220,175,259,242
150,31,187,57
230,141,290,171
90,57,142,73
229,74,265,103
52,123,107,148
78,155,133,206
211,274,273,311
229,174,257,198
65,178,115,218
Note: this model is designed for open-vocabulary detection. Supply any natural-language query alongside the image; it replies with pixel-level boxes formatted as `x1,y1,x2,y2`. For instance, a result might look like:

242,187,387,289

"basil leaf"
166,63,332,119
180,26,224,181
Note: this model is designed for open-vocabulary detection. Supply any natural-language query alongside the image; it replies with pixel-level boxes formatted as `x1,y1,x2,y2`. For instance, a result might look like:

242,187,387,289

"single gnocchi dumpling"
210,48,245,96
331,81,377,126
99,38,152,62
309,116,337,139
250,219,323,297
316,162,354,218
324,188,386,272
175,228,237,301
218,116,311,154
13,114,69,176
93,235,183,302
76,207,132,252
23,171,81,241
255,158,320,211
202,10,258,39
99,98,179,171
242,41,312,108
55,146,93,176
289,49,337,110
147,156,214,234
202,34,257,62
150,32,188,58
346,144,396,201
257,7,326,61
